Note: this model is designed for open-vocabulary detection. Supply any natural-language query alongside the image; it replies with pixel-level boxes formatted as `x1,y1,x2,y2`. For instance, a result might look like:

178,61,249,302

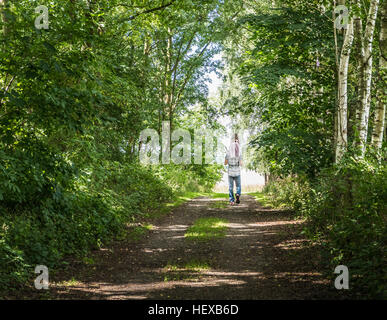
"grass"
208,192,228,199
126,224,154,242
56,277,81,287
163,260,211,281
248,191,277,208
164,260,210,273
185,217,228,241
81,256,95,265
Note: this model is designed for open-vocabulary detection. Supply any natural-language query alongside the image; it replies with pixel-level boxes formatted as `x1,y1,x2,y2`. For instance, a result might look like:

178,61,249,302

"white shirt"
225,153,242,177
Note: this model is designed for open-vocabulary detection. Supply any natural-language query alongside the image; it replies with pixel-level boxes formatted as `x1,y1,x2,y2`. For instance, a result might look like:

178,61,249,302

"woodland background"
0,0,385,298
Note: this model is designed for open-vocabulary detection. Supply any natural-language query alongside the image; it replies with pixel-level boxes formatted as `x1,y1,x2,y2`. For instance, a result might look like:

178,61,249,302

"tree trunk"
352,16,364,144
336,19,354,162
371,0,387,149
164,28,173,137
356,0,380,154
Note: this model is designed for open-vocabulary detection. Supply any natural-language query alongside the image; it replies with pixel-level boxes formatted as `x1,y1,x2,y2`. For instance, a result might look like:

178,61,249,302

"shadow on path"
30,195,349,300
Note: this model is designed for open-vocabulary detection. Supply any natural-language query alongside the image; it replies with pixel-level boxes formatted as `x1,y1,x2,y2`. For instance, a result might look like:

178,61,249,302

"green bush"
0,239,29,290
155,164,223,193
0,146,224,293
0,156,176,291
263,157,387,298
263,175,310,212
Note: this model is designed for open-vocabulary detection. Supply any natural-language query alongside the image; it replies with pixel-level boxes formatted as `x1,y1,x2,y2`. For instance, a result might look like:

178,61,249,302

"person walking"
225,134,242,205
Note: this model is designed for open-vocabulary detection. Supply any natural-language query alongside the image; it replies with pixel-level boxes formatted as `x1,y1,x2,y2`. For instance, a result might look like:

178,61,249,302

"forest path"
42,195,345,299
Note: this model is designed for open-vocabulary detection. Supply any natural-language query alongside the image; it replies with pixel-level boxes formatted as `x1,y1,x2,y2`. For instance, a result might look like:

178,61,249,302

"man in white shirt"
224,134,242,205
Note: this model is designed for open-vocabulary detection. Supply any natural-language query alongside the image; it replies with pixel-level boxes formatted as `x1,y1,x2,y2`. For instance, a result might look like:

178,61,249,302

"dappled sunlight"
184,217,228,241
2,0,381,301
41,195,343,300
49,261,332,300
272,272,328,285
274,239,310,250
170,235,186,240
223,220,302,238
225,232,276,238
201,271,263,277
154,224,189,232
142,248,170,253
189,198,212,203
207,198,227,202
250,220,303,227
51,274,249,299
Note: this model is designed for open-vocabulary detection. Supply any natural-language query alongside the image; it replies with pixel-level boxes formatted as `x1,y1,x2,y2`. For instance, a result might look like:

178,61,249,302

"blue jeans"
228,175,241,202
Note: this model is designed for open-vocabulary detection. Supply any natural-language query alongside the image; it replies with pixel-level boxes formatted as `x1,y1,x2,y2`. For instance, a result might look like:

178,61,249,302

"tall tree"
355,0,380,154
336,17,354,162
371,0,387,149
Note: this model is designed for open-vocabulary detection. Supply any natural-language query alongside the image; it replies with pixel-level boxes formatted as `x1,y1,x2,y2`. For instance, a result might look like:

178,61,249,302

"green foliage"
222,2,336,178
209,192,228,199
249,191,280,208
155,164,223,193
126,224,153,243
0,0,225,292
0,239,29,290
304,158,386,298
263,157,387,298
221,0,386,298
1,0,383,300
0,161,176,291
263,176,310,212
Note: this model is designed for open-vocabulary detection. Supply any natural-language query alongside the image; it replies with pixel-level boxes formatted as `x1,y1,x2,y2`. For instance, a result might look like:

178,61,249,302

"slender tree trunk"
371,0,387,148
264,173,269,186
356,0,380,154
333,0,339,156
336,19,355,162
352,16,364,143
164,28,173,136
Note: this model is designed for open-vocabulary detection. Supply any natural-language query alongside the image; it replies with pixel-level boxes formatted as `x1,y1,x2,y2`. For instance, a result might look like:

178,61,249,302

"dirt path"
36,195,347,299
